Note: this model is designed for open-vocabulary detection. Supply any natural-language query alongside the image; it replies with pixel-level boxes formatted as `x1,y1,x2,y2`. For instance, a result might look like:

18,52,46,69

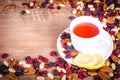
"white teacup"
70,16,107,54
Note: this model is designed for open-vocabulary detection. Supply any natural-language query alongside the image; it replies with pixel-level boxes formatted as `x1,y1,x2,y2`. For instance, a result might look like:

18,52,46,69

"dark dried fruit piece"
1,53,9,58
48,62,55,67
32,60,40,69
0,65,9,75
53,69,59,76
14,71,23,76
68,16,75,20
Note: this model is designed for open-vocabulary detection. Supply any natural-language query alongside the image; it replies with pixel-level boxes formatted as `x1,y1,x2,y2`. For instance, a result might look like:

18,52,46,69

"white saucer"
57,28,113,64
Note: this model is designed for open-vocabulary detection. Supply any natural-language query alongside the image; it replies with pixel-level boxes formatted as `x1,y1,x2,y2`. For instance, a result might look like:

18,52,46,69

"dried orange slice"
73,53,105,69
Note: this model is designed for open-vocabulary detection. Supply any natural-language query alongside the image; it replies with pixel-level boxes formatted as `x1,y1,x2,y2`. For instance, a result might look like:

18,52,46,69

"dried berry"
50,51,57,56
48,3,55,9
41,70,48,77
32,60,40,69
0,65,9,75
93,75,101,80
68,16,75,20
48,62,55,67
13,65,24,72
56,6,61,10
14,71,23,76
1,53,9,58
53,69,59,76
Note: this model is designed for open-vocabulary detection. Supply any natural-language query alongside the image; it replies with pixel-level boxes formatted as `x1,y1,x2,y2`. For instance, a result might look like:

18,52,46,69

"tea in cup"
70,16,105,53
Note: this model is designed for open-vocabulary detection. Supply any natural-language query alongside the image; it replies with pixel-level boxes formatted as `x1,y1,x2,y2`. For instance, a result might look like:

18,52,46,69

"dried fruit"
50,51,57,56
0,65,9,75
32,60,40,69
68,16,75,20
48,62,55,67
1,53,9,58
53,69,59,76
14,71,23,76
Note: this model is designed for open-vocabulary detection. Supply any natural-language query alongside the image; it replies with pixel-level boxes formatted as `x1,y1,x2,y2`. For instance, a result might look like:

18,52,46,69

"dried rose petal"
1,53,9,58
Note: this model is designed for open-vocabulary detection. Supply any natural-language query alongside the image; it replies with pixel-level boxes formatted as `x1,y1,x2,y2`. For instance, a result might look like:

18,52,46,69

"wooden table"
0,0,120,80
0,0,74,60
0,0,76,80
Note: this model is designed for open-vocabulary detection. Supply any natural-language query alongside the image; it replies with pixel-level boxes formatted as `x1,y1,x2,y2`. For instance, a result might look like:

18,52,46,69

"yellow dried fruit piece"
74,53,105,69
74,53,98,69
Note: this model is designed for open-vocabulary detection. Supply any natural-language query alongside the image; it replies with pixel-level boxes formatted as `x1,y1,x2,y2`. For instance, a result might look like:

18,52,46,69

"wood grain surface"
0,0,120,80
0,0,73,60
0,0,75,80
